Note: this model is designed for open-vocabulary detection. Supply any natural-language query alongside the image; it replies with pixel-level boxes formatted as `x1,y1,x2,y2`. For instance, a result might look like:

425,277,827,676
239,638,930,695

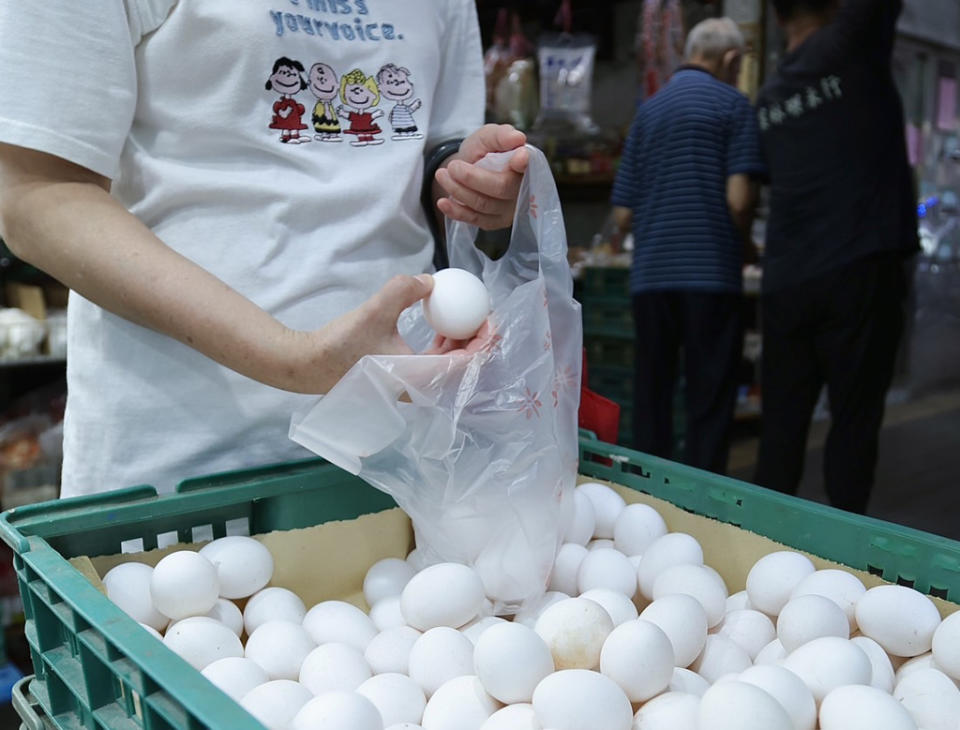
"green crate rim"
578,438,960,600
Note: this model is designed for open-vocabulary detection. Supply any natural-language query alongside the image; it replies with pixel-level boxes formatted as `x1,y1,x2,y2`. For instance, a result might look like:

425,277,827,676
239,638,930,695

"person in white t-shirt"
0,0,529,496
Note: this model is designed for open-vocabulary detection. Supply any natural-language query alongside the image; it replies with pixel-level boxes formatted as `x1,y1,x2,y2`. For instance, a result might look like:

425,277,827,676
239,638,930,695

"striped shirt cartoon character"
377,64,423,140
309,63,342,143
337,69,383,147
266,57,310,144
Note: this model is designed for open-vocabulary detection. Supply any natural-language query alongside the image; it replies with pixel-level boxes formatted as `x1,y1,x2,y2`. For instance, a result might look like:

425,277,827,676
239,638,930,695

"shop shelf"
2,440,959,729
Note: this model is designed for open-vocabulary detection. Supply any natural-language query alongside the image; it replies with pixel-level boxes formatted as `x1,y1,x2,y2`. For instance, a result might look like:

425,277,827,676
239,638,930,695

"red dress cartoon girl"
265,57,310,144
337,69,384,147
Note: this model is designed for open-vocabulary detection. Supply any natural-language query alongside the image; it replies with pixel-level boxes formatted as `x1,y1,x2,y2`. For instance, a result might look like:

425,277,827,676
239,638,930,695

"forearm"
612,206,632,236
0,148,326,392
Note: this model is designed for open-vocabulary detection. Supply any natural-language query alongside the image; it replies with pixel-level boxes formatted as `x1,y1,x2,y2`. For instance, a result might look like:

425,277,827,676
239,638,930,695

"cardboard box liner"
69,477,958,622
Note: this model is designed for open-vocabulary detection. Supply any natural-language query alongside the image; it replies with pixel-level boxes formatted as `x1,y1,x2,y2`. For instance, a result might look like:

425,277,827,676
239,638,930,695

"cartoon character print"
376,64,423,141
337,69,384,147
309,63,342,143
265,57,310,144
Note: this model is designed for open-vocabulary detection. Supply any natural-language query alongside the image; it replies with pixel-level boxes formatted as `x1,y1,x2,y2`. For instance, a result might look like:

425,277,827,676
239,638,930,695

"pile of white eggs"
101,482,960,730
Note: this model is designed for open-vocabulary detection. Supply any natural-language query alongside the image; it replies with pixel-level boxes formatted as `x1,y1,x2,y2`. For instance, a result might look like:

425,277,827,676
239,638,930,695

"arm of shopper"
727,173,758,243
434,124,529,231
613,206,633,237
0,143,433,395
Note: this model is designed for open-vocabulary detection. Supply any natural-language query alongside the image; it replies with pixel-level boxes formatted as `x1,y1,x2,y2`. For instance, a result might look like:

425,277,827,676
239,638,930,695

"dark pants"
632,291,742,474
754,253,909,514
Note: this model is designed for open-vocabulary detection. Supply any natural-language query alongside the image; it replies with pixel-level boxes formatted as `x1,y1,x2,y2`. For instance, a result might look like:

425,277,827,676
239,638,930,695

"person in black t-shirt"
753,0,919,515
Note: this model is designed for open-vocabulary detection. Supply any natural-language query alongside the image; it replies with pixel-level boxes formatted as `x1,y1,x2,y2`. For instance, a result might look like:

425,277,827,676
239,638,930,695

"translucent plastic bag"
290,146,582,611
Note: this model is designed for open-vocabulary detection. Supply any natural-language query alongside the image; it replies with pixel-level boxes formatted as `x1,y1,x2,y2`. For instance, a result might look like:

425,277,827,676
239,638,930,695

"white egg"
575,482,626,539
406,548,427,571
725,590,753,613
894,652,947,684
408,627,475,697
303,600,378,652
202,656,269,702
715,609,776,660
371,596,407,631
745,552,815,617
652,563,728,628
513,591,570,628
781,636,872,703
577,548,637,596
162,616,243,671
422,268,490,340
474,622,554,704
138,623,164,641
563,489,597,546
203,598,243,637
640,594,709,668
855,585,941,657
636,533,704,600
894,667,960,730
850,635,896,693
534,597,614,670
461,616,507,645
668,667,711,696
290,690,383,730
599,619,673,702
365,626,422,675
632,691,699,730
739,664,817,730
198,536,273,600
689,635,752,684
400,563,485,631
753,638,787,665
243,587,306,635
933,611,960,680
299,642,372,694
480,703,539,730
387,725,426,730
819,684,918,730
240,680,313,730
357,673,427,727
532,669,632,730
699,681,793,730
421,675,501,730
790,569,865,632
612,502,667,558
777,593,850,652
245,620,316,680
578,589,638,626
150,550,220,621
364,557,417,607
103,562,170,631
549,544,588,596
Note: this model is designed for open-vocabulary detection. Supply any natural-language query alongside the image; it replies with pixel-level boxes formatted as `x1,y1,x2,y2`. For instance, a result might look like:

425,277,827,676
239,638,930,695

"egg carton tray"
2,438,960,730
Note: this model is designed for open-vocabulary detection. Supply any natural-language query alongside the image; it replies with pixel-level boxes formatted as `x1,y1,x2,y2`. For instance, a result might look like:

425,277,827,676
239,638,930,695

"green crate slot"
581,296,633,335
585,335,634,369
4,440,960,729
587,365,634,402
579,267,630,297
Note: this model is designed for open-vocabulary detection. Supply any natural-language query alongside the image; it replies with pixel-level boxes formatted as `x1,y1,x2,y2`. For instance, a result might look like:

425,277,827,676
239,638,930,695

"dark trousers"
754,253,909,514
632,291,742,474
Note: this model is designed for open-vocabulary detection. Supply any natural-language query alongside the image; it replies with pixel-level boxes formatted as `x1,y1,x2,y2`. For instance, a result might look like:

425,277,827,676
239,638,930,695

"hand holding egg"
423,268,492,345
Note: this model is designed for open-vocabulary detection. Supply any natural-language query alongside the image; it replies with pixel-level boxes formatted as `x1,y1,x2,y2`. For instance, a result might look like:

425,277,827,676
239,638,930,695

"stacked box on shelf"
2,440,960,729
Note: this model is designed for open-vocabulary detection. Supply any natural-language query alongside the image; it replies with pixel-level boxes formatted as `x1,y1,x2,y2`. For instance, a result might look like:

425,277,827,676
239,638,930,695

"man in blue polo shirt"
612,17,765,474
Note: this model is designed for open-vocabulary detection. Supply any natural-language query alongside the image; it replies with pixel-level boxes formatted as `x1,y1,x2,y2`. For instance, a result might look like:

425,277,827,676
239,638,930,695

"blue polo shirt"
611,67,766,294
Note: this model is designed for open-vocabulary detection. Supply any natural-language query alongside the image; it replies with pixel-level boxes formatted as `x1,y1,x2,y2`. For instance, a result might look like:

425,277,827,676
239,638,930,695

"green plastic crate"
585,334,634,369
578,266,630,298
2,440,960,730
580,296,633,336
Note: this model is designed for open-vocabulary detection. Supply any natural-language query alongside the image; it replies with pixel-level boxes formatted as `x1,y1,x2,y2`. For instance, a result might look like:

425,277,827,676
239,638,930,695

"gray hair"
684,18,745,62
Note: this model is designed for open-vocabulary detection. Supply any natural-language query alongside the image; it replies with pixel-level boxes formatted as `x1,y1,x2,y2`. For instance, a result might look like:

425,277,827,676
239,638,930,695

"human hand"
435,124,529,230
425,319,495,357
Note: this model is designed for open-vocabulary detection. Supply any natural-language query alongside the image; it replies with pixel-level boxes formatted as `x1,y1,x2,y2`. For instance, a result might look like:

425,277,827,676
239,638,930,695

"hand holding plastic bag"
290,146,582,611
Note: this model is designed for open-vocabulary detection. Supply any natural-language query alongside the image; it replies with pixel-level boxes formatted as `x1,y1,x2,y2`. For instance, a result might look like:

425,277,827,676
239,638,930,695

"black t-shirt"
757,0,919,292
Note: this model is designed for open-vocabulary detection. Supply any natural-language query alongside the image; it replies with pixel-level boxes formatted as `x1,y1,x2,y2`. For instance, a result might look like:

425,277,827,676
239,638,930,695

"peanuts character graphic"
377,64,423,141
265,57,310,144
337,69,384,147
309,62,342,143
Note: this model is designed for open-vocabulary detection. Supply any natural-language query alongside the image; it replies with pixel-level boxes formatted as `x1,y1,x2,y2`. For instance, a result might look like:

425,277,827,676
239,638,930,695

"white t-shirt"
0,0,484,495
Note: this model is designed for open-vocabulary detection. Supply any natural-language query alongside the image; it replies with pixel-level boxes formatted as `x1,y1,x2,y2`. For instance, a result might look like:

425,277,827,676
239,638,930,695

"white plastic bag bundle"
290,146,581,611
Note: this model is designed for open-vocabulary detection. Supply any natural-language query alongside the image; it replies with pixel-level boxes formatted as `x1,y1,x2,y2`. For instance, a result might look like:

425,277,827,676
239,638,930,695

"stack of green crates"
1,440,959,729
578,266,686,451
